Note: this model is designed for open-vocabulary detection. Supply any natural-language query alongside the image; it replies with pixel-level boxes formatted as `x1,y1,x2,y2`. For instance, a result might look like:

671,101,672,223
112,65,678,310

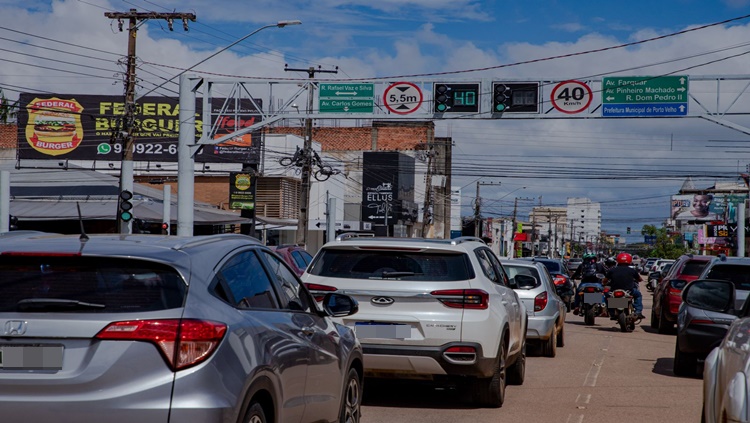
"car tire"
673,339,697,377
507,342,526,386
473,341,506,408
584,308,595,326
557,324,565,348
542,327,557,357
339,367,362,423
245,402,267,423
657,307,672,334
650,307,658,329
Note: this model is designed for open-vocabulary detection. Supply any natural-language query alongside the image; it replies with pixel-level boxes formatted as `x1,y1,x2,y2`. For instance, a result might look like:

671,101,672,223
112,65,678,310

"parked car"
302,234,528,408
566,257,583,274
641,257,659,275
520,257,575,312
651,254,712,334
500,259,566,357
0,232,363,423
272,244,313,276
700,282,750,423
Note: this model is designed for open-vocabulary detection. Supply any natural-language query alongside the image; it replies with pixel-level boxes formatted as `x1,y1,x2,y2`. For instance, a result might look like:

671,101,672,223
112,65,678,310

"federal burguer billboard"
16,93,262,163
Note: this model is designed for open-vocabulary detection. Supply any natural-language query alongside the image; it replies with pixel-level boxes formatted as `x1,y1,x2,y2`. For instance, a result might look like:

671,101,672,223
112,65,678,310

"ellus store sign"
17,93,262,164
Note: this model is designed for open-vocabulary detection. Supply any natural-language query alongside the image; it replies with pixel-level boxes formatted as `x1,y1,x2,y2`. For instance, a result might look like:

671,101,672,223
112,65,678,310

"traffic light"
434,84,451,112
118,190,133,222
161,222,169,234
433,83,480,113
493,84,512,112
627,227,631,234
491,82,541,114
9,215,17,231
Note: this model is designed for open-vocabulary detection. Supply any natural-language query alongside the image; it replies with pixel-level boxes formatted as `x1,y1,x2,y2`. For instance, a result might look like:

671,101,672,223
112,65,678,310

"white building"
567,197,601,248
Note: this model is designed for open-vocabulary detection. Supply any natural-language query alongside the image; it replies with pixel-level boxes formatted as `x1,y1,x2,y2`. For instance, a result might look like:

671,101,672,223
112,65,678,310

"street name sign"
602,76,688,117
318,83,374,113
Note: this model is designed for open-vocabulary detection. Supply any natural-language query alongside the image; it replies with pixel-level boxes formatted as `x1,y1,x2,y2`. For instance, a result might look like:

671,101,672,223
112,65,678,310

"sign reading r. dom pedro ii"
228,172,256,210
17,93,262,164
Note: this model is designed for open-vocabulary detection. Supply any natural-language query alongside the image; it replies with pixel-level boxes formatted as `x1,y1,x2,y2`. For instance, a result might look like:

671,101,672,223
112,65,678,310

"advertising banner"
671,194,724,222
228,172,256,210
361,151,415,224
16,93,261,164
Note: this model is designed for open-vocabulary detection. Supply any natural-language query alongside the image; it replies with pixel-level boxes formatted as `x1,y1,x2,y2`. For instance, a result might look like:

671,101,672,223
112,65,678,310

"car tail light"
603,287,611,293
95,319,227,371
689,319,716,326
304,282,338,302
431,289,489,309
583,286,597,293
552,275,567,286
613,291,625,298
534,291,548,312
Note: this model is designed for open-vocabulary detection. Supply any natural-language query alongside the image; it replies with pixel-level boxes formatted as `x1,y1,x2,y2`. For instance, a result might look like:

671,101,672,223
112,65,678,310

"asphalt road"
360,290,703,423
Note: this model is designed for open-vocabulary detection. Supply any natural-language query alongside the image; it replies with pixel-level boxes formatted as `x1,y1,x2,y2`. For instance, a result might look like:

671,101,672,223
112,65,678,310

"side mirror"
322,293,359,317
682,279,735,314
513,274,537,289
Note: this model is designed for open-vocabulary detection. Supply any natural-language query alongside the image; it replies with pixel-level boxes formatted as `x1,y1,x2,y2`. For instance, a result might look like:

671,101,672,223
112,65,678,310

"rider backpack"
581,261,598,278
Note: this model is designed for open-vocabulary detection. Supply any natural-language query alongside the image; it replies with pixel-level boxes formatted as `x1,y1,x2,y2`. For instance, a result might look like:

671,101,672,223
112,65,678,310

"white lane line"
566,414,584,423
575,393,592,404
583,336,611,387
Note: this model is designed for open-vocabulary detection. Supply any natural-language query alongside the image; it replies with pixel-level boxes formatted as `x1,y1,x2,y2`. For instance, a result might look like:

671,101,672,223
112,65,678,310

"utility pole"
104,9,195,234
473,181,501,238
284,65,338,246
422,143,434,237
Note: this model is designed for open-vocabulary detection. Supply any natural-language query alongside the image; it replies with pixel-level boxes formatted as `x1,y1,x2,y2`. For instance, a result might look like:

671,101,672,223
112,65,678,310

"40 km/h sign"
383,82,423,114
550,80,593,114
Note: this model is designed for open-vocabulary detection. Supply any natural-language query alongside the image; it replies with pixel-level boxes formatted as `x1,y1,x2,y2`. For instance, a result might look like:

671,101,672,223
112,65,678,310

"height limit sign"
384,82,423,115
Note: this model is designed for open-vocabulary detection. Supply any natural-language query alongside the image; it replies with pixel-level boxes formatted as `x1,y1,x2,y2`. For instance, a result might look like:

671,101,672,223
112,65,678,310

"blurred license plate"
354,323,410,339
583,293,602,304
0,345,63,370
607,297,629,309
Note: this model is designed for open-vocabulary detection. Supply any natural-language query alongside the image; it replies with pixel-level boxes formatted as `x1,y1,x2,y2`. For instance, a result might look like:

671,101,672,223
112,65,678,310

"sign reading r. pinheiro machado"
602,76,688,117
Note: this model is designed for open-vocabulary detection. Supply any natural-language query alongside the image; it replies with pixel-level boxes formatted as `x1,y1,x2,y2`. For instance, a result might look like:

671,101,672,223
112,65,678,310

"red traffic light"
161,222,169,230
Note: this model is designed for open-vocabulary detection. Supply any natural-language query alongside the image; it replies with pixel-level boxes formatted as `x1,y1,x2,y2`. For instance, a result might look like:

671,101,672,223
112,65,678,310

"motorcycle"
552,273,575,312
577,281,606,326
606,288,641,332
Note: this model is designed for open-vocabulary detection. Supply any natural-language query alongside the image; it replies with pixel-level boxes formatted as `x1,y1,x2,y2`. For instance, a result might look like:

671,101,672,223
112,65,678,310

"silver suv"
302,235,527,408
0,232,363,423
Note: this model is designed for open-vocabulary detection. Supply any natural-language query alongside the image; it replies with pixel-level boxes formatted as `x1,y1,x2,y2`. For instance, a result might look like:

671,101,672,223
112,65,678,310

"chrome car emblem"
4,320,27,336
371,297,395,305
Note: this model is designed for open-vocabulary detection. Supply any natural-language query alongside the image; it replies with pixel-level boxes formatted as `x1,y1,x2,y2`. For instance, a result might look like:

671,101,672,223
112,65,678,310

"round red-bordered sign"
383,82,423,115
550,80,592,114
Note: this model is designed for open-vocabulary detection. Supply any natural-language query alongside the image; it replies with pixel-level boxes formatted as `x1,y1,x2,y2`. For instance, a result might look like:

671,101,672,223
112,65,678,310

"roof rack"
336,232,376,241
450,236,486,245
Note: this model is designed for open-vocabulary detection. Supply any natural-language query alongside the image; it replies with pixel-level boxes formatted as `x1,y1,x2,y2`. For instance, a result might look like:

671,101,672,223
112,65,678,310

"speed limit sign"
550,80,592,114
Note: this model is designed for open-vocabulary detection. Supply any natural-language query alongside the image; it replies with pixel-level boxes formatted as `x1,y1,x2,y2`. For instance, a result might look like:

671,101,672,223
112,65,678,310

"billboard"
228,172,256,210
361,152,415,224
16,93,262,164
671,194,725,222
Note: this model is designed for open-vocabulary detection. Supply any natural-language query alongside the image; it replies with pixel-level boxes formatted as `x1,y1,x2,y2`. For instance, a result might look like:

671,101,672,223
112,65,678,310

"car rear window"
0,256,187,313
537,260,562,274
704,264,750,291
681,261,709,276
307,249,473,281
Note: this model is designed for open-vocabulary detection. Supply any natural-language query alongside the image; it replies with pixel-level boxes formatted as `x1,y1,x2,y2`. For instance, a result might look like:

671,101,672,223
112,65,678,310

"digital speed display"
433,83,480,113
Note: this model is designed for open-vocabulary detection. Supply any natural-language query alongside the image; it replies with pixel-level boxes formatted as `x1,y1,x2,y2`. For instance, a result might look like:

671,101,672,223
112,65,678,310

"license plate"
354,323,411,339
583,293,602,304
607,297,630,309
0,344,63,370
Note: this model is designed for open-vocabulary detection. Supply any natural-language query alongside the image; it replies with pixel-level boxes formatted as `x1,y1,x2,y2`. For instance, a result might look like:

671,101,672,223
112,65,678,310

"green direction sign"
602,76,688,117
318,83,374,113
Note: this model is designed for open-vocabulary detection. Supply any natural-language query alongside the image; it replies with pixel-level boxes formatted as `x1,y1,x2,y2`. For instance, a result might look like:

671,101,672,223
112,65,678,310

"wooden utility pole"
473,181,501,238
104,9,195,233
283,66,338,246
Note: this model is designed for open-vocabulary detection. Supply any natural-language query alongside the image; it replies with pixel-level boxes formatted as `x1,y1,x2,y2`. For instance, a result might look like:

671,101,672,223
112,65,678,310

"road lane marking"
583,336,611,387
575,393,591,404
566,414,584,423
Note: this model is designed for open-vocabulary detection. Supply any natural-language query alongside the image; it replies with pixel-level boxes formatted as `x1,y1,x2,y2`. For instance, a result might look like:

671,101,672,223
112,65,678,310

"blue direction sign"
602,76,688,117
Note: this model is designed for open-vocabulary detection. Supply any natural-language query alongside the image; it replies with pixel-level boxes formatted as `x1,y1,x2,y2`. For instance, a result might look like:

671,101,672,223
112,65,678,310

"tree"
0,89,18,123
641,224,686,259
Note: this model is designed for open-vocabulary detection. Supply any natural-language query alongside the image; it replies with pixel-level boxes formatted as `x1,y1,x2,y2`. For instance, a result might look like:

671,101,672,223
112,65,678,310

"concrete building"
567,197,602,252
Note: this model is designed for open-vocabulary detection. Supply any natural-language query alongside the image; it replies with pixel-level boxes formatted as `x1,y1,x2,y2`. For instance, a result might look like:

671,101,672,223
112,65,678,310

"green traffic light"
496,104,506,112
121,211,133,222
436,104,447,112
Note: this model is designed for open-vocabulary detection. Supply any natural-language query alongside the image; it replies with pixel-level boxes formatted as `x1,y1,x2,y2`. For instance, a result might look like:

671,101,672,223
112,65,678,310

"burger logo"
234,173,252,191
25,97,84,156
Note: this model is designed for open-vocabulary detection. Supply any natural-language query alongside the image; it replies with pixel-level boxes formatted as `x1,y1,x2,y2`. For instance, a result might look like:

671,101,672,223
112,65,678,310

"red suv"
650,254,712,334
272,245,313,276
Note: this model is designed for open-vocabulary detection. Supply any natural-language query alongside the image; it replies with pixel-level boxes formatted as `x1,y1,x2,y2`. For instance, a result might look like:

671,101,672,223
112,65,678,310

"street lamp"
174,20,301,236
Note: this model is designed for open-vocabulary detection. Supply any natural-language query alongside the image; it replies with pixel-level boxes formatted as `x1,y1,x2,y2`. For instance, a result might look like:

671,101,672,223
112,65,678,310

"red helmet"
616,252,632,265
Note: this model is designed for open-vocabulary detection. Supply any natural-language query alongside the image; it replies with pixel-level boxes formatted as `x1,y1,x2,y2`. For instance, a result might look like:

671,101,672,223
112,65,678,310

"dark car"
0,232,363,422
674,255,750,376
272,245,314,276
651,254,711,334
521,257,575,311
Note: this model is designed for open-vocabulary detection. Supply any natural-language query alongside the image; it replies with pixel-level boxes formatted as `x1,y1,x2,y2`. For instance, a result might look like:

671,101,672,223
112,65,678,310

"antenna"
76,202,89,242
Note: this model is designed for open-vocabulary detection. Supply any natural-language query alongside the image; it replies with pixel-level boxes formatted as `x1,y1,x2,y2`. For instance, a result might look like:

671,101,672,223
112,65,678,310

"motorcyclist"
603,252,645,320
572,254,607,315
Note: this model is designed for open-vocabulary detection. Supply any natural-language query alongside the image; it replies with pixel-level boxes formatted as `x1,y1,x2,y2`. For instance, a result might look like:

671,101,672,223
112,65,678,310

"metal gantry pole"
177,74,197,236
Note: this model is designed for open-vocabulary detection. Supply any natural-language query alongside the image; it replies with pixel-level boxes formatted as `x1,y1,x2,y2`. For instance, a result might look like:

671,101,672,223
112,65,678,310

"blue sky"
2,0,750,243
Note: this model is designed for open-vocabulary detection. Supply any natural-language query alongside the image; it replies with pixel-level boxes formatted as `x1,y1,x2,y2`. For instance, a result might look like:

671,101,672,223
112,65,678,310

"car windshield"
307,249,473,281
0,256,187,312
